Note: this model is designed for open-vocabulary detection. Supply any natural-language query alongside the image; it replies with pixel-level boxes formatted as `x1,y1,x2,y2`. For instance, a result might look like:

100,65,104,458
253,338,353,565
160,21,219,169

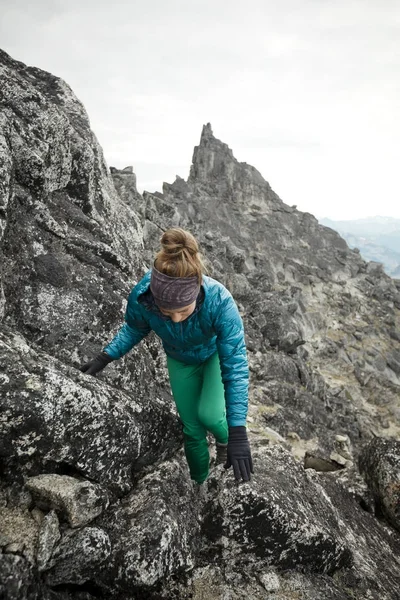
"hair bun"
161,229,198,256
155,228,206,283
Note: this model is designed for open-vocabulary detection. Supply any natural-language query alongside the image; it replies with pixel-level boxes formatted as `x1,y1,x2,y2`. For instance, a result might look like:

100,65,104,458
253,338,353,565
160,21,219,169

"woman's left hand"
225,426,253,482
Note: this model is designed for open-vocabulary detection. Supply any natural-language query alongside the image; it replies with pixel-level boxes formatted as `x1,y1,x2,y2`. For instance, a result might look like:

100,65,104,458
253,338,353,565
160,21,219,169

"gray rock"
259,570,281,592
205,444,352,574
98,458,200,593
316,469,400,598
304,452,342,472
0,505,39,564
330,452,348,466
159,564,360,599
359,437,400,532
26,474,108,527
0,328,182,495
387,349,400,376
45,527,111,586
0,555,34,600
30,507,45,526
334,434,353,461
5,484,33,510
37,510,61,571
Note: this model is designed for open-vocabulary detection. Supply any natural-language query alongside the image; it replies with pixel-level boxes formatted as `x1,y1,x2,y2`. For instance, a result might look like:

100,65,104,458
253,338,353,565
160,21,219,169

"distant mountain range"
319,216,400,277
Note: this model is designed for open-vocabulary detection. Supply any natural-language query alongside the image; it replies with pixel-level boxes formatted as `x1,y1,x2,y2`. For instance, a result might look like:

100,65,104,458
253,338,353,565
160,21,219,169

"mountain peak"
189,124,262,187
200,122,214,141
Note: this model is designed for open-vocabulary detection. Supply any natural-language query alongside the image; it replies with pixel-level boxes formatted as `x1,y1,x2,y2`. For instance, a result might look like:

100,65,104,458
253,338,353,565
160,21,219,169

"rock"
44,527,111,586
334,434,353,461
330,452,348,467
387,349,400,376
6,484,32,510
257,295,305,353
0,48,184,496
98,458,200,593
0,555,34,600
359,438,400,532
249,350,301,384
25,474,108,527
315,469,400,598
205,445,352,574
37,510,61,571
304,452,343,472
259,570,280,592
225,239,246,273
329,465,376,514
0,328,182,495
0,506,39,564
30,507,45,526
261,426,286,443
160,564,364,599
366,261,384,277
5,542,26,554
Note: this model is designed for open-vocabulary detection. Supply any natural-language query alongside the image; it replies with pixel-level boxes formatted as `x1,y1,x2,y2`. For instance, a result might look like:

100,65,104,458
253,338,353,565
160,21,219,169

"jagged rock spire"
200,122,214,141
189,123,241,184
188,123,271,195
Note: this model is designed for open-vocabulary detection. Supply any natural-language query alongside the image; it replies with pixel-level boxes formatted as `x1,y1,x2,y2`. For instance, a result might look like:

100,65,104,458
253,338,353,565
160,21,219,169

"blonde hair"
154,228,207,285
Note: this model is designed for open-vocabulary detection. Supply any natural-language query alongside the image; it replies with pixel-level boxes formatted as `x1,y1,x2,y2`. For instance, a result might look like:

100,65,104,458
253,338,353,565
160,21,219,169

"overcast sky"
1,0,399,219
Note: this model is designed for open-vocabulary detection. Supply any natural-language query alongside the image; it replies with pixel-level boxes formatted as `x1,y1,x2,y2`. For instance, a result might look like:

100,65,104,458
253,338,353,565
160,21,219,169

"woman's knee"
197,409,225,432
182,422,207,441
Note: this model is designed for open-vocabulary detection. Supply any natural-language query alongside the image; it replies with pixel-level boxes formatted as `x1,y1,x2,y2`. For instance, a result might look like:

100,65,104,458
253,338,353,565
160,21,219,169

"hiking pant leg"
167,356,209,484
197,351,229,445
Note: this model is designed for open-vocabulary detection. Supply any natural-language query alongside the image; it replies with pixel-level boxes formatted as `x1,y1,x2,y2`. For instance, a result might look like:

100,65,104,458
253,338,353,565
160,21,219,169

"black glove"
79,352,113,376
225,426,253,482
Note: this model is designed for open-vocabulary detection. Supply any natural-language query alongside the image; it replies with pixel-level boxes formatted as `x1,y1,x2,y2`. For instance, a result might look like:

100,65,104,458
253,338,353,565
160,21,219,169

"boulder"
44,527,111,586
204,445,352,574
98,457,200,594
359,437,400,531
0,328,182,495
26,474,108,527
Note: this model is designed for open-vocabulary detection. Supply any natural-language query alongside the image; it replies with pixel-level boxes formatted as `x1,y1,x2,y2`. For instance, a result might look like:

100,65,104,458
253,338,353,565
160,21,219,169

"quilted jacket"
104,270,249,426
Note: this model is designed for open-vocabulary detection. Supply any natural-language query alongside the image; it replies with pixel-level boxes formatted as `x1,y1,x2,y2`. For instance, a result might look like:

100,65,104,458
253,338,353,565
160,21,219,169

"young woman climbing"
79,227,253,485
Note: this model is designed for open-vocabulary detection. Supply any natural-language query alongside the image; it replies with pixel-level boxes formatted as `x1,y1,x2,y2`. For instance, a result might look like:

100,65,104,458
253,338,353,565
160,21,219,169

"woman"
80,228,253,484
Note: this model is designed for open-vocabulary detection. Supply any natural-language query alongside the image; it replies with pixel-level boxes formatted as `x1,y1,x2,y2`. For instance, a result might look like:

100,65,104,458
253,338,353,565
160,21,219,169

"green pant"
167,351,229,484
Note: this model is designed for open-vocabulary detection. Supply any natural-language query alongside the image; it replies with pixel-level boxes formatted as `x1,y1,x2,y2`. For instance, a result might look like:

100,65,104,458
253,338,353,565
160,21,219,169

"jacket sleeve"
213,288,249,427
103,289,151,360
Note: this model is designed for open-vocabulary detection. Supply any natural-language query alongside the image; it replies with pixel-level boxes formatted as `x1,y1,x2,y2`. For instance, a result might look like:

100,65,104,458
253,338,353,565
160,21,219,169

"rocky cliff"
1,49,400,600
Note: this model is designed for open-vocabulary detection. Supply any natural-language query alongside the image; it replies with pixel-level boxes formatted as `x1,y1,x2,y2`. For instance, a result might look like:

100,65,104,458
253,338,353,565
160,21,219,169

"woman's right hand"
79,352,113,376
225,426,253,482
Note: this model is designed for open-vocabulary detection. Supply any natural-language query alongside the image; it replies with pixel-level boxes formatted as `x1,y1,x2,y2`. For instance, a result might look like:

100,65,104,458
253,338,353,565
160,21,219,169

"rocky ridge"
1,48,400,600
142,123,400,455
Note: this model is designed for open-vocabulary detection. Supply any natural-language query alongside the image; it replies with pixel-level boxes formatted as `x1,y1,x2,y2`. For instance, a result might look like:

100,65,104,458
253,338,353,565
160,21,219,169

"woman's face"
159,301,196,323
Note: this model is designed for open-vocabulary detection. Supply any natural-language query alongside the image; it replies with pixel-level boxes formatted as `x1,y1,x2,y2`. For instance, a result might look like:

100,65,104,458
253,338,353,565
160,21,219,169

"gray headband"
150,267,200,309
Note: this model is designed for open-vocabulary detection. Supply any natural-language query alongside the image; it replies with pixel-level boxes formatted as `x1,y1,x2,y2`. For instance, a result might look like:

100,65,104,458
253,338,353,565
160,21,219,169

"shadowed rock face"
1,49,400,600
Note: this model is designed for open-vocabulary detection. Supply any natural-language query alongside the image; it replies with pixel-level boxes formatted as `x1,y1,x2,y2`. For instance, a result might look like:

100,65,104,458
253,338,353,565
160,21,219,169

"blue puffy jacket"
104,270,249,426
